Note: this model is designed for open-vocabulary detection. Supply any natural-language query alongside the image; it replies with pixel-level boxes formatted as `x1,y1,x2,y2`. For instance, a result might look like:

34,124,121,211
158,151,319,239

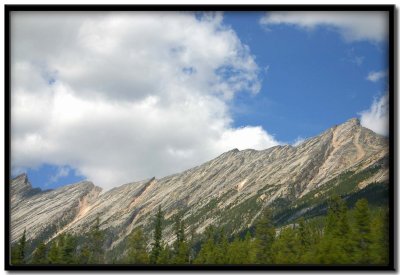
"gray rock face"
11,173,41,203
11,179,101,244
10,118,389,249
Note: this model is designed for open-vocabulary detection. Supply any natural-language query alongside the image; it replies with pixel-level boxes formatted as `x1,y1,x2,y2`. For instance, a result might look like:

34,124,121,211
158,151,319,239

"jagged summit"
10,118,389,253
333,117,362,133
10,172,41,201
11,173,29,188
215,118,364,157
343,117,361,126
11,172,28,182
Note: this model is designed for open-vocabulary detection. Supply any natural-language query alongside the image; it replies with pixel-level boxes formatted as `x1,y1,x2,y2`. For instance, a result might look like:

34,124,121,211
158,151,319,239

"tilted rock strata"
10,118,389,249
11,178,101,244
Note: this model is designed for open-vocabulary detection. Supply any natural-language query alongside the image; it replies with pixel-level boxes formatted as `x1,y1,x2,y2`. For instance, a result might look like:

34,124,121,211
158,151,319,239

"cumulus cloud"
359,94,389,136
49,166,70,184
366,70,387,82
260,11,388,43
11,12,279,190
292,137,305,146
216,126,279,151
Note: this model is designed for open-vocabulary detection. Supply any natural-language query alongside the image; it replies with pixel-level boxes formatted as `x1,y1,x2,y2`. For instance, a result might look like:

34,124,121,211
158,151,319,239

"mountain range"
10,118,389,257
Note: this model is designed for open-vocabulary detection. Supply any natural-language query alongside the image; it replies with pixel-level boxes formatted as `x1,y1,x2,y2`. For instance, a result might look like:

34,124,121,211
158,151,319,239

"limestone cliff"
10,118,389,253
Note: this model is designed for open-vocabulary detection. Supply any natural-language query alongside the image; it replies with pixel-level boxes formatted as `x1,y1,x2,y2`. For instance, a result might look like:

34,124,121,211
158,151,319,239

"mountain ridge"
10,118,389,255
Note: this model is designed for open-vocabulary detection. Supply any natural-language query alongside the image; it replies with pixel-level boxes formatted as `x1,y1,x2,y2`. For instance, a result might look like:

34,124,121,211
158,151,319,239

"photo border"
4,4,396,271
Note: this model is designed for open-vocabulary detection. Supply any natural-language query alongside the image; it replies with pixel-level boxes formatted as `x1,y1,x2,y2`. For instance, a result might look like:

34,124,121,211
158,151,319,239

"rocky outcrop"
10,173,41,204
10,118,389,250
10,180,101,244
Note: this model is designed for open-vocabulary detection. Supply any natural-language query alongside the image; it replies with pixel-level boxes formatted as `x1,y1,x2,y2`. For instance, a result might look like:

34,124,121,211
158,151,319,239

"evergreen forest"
11,197,389,265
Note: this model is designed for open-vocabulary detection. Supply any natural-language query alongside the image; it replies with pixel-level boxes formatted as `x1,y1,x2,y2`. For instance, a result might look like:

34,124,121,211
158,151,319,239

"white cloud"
260,11,388,42
49,166,70,184
292,137,305,146
359,94,389,136
11,12,279,190
366,70,387,82
216,126,279,151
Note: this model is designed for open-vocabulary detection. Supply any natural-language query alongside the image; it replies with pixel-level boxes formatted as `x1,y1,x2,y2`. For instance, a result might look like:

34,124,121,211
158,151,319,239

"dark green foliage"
193,226,231,264
70,195,383,266
271,225,299,264
242,231,257,264
369,208,389,264
59,234,77,264
346,182,388,207
219,195,261,234
157,243,172,264
226,231,256,264
315,196,353,264
77,243,91,264
11,229,26,265
125,227,149,264
184,198,219,226
88,216,105,264
213,229,229,264
193,226,217,264
38,220,105,265
297,217,312,252
47,240,60,264
353,199,372,263
254,208,275,263
11,246,20,265
45,233,79,264
172,214,189,264
325,196,350,237
274,167,385,225
15,194,389,266
150,206,164,264
30,241,48,264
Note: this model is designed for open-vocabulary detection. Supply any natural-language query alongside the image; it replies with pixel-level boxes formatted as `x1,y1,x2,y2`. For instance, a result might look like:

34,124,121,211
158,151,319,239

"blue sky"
224,11,387,141
11,11,389,190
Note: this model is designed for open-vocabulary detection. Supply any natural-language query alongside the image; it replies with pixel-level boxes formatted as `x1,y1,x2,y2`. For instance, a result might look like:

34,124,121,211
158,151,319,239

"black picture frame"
4,4,396,271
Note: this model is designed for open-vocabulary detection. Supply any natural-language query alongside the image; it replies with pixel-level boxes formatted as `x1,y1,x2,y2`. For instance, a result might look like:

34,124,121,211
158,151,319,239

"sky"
10,11,389,190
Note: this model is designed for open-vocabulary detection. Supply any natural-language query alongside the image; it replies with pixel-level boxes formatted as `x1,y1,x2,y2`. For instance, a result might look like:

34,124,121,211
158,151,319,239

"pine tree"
31,241,48,264
352,199,372,263
172,213,189,264
60,233,77,264
187,226,197,264
297,218,311,251
194,225,217,264
271,225,299,264
150,206,163,264
316,196,352,264
126,227,149,264
226,236,242,264
78,242,91,264
174,214,185,245
157,243,172,264
325,196,349,237
11,245,20,265
370,207,389,264
254,209,275,263
11,229,27,265
243,231,257,264
214,229,229,264
298,219,322,263
88,216,105,264
47,240,60,264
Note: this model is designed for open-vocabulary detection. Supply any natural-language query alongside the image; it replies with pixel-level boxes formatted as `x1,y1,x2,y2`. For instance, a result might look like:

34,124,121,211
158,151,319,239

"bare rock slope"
10,118,389,250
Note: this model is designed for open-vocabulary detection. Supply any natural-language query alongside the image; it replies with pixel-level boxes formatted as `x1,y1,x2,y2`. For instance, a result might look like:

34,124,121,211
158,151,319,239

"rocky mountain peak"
334,117,361,132
10,173,39,199
344,117,361,126
10,118,388,250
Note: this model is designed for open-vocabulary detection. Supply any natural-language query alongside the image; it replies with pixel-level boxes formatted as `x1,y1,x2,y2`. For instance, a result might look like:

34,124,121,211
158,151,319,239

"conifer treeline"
11,197,389,265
